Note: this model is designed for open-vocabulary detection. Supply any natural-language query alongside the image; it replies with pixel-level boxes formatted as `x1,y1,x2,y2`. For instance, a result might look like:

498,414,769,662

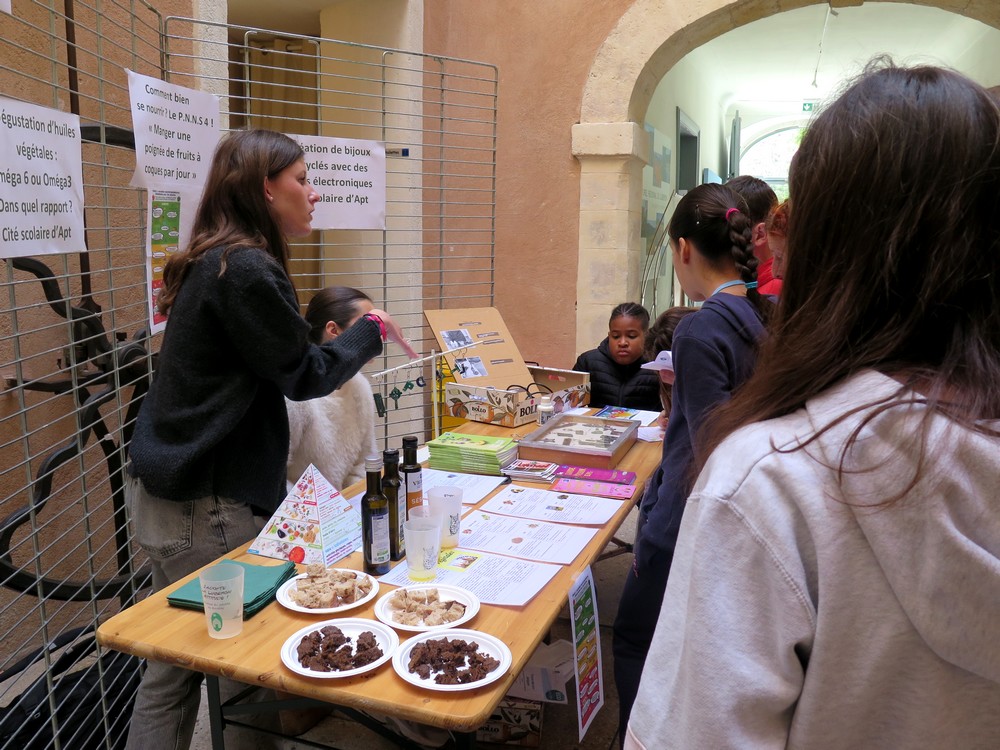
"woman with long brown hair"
125,129,413,749
625,62,1000,749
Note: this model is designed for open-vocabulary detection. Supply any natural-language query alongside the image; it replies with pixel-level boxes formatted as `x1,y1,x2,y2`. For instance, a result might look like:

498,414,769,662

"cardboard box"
424,307,590,427
506,640,575,704
517,413,638,469
475,697,543,747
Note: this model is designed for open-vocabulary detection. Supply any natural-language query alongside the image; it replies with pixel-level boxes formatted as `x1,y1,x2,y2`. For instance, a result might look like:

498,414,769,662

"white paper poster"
127,69,220,190
458,512,596,565
378,547,560,606
421,468,507,505
0,97,85,259
1,0,11,15
287,133,386,229
480,485,623,526
570,566,604,741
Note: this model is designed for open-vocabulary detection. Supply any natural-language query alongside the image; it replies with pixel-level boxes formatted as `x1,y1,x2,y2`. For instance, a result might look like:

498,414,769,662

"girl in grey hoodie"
625,61,1000,750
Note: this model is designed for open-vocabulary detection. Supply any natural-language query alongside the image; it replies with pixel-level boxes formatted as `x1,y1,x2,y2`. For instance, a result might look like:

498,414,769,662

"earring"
373,392,387,417
389,386,403,408
415,375,426,388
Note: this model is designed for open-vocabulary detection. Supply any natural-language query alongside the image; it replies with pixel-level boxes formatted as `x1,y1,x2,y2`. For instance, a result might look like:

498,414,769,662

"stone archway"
571,0,1000,351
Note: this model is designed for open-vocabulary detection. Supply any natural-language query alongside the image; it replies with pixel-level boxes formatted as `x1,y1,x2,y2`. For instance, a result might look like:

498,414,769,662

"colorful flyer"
549,478,637,501
145,190,182,333
554,465,636,485
569,566,604,741
247,464,360,566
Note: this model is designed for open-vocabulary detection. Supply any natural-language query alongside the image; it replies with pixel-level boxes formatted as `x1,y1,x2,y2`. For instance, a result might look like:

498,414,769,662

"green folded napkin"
167,560,297,619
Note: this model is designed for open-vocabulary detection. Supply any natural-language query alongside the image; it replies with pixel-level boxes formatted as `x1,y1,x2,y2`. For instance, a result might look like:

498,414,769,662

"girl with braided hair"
613,182,772,743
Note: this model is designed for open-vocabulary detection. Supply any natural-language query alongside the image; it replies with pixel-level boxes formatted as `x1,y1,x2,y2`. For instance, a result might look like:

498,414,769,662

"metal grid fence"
0,2,497,747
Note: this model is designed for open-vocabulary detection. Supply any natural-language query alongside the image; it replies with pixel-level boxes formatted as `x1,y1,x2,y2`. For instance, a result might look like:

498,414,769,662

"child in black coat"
573,302,661,411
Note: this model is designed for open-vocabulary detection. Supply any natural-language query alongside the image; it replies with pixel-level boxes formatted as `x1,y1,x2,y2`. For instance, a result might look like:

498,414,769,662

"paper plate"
392,628,511,692
374,584,480,633
280,617,398,679
275,570,378,615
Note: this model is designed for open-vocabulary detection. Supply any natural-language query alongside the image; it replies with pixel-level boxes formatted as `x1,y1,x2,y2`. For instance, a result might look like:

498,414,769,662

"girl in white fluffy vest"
286,286,378,490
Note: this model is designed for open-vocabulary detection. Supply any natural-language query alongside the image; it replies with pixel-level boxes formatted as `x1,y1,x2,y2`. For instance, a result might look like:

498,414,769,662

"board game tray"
516,413,638,469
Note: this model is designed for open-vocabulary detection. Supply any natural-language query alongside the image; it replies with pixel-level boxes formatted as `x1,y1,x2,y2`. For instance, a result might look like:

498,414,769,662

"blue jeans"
124,473,269,750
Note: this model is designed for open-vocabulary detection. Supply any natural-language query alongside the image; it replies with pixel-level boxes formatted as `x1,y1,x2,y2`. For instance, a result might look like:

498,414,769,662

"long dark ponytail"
668,183,774,324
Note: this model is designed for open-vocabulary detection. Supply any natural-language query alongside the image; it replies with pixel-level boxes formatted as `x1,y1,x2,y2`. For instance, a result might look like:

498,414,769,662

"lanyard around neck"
711,279,743,297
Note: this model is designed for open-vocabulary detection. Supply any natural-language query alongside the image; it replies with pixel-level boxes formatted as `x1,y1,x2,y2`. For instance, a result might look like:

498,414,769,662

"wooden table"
97,418,661,748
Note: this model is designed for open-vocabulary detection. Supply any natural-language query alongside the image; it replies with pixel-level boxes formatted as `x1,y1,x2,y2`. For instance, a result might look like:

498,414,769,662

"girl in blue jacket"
613,183,773,743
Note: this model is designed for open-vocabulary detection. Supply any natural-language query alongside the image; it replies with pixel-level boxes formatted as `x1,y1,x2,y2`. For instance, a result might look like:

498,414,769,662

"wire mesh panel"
164,18,498,446
1,1,163,747
1,4,496,749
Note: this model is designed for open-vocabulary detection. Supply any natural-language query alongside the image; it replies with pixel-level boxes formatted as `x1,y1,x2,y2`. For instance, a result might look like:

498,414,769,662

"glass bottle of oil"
361,454,390,575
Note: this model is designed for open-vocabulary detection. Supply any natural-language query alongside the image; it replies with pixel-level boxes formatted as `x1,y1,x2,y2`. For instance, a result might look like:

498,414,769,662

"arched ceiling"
696,3,1000,137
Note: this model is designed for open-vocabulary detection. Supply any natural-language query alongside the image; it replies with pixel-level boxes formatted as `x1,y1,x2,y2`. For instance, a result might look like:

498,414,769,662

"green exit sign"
803,102,815,112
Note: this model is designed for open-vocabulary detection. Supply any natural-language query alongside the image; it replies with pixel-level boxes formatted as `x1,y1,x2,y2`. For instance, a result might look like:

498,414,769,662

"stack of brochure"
426,431,518,475
502,459,559,482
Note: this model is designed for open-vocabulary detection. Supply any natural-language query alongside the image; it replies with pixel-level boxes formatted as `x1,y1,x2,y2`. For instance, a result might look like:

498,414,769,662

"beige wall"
423,1,634,370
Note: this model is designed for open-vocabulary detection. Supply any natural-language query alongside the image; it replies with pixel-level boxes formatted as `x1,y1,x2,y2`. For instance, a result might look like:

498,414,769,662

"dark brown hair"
697,61,1000,484
668,183,773,324
724,175,778,225
304,286,373,344
157,129,305,315
645,306,697,411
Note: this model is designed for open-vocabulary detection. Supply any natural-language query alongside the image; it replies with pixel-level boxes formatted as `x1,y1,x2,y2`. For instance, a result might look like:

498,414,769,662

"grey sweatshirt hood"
807,370,1000,683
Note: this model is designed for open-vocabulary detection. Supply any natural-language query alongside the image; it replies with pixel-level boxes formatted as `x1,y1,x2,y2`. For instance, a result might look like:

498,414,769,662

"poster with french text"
127,69,220,191
0,97,85,258
286,133,386,229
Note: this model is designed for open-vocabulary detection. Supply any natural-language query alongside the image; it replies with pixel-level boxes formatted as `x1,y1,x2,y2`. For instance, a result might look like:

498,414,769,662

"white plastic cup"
409,504,440,523
427,485,463,548
402,517,442,581
199,563,244,639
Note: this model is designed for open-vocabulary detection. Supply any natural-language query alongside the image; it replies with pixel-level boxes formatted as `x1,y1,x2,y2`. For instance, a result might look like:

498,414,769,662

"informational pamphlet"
593,405,661,426
458,512,596,565
549,478,637,501
554,465,636,484
637,425,666,442
421,468,507,505
248,464,360,566
378,547,560,606
570,566,604,741
480,485,623,526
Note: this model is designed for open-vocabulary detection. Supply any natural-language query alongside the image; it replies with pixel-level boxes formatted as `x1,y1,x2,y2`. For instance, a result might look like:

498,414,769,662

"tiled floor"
190,509,638,750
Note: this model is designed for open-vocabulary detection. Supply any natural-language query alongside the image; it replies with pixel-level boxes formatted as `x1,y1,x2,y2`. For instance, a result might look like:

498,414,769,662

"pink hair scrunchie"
725,207,740,220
